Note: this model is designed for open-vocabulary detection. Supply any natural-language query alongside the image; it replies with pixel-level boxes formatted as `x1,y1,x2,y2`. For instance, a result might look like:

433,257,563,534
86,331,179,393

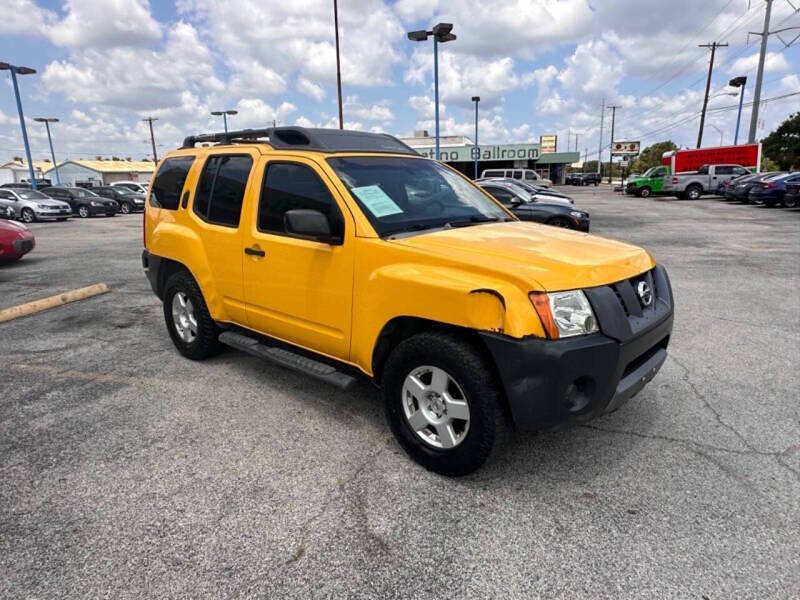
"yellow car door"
187,150,257,324
241,156,355,361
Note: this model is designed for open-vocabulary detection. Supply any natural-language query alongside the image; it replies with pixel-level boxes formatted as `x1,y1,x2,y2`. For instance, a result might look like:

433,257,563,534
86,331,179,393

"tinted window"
524,171,536,180
715,166,732,175
193,155,252,227
733,167,748,175
512,171,522,179
258,163,339,236
697,165,708,174
151,156,195,210
483,170,503,178
0,191,13,199
483,186,515,206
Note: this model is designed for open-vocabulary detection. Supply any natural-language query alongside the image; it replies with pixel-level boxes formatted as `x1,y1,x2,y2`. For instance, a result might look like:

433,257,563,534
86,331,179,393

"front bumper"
573,217,590,232
90,205,119,216
480,265,674,430
34,207,72,219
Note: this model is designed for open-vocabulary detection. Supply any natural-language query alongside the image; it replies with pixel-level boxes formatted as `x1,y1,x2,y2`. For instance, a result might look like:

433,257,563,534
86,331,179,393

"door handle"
244,246,266,257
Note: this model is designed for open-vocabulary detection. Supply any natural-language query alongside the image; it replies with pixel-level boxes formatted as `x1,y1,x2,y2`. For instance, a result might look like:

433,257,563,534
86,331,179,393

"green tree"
762,112,800,170
632,141,678,172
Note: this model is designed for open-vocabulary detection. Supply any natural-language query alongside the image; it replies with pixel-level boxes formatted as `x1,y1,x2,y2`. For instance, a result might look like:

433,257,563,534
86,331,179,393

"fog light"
563,377,592,413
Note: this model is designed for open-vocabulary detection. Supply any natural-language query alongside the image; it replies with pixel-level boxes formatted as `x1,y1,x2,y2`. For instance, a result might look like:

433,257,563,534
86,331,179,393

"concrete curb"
0,283,111,323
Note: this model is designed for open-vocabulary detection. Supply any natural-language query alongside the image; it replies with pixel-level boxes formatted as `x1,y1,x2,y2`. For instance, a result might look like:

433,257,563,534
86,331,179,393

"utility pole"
607,105,620,184
697,41,728,148
142,117,158,163
333,0,344,129
584,147,588,165
748,0,773,143
597,98,605,175
574,133,579,152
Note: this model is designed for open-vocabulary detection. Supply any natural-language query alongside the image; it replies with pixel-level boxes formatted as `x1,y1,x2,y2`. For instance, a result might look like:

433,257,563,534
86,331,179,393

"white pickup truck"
663,164,752,199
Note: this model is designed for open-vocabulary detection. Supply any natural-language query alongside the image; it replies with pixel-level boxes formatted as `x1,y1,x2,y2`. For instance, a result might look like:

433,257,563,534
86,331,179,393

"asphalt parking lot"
1,189,798,599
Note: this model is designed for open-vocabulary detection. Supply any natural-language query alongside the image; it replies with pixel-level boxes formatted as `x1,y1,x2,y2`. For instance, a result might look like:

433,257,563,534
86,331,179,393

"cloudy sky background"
0,0,798,163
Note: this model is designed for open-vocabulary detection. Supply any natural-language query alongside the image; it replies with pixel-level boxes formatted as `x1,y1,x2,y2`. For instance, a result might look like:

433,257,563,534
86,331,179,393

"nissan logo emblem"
637,281,653,307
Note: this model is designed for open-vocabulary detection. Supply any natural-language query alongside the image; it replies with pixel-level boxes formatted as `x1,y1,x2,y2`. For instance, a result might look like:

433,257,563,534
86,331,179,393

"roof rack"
181,126,419,155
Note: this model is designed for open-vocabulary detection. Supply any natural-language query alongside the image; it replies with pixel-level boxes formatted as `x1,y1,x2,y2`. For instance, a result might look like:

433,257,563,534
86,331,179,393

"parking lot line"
0,282,110,323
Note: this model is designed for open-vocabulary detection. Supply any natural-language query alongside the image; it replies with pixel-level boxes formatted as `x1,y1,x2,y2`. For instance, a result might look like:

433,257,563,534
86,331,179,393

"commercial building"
42,159,156,187
0,160,52,185
401,133,580,184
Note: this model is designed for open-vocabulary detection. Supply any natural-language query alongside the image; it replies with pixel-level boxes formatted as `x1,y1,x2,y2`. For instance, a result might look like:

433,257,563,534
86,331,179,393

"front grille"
13,239,33,253
584,265,673,343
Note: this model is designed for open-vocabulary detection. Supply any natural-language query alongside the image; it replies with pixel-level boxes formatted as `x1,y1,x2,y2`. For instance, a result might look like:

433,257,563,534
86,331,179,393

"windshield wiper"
444,216,507,228
383,223,443,237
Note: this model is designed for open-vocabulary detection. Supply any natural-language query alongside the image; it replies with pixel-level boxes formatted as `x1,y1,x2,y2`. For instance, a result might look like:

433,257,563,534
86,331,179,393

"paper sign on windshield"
351,185,403,218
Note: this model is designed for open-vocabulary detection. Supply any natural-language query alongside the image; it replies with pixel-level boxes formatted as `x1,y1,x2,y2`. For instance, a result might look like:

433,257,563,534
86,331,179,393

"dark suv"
41,186,119,218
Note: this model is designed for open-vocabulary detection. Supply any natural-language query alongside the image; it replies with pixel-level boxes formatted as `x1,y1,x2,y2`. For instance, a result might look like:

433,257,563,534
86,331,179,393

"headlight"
569,210,585,218
90,201,102,206
529,290,598,339
37,203,49,209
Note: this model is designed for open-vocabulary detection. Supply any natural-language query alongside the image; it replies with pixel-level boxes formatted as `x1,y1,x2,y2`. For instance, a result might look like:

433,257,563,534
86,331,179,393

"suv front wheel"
382,332,506,476
163,270,223,360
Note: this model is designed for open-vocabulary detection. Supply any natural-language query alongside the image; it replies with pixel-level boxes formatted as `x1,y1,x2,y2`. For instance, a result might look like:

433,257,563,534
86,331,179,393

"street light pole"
211,110,238,134
407,24,456,161
34,117,60,184
708,123,724,146
729,76,747,145
471,96,480,179
142,117,158,162
333,0,344,129
0,62,38,189
607,105,620,185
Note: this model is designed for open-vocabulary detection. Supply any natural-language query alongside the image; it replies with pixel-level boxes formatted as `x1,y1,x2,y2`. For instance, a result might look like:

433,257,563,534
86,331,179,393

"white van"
480,168,552,187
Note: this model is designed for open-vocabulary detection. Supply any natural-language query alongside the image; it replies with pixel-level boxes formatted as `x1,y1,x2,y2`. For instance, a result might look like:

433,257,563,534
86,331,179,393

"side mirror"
284,209,341,244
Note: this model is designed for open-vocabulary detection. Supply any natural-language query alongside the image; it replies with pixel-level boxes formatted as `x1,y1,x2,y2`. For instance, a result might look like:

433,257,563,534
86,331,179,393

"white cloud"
343,97,395,122
0,0,55,34
728,52,791,76
297,77,326,102
46,0,162,48
233,99,297,128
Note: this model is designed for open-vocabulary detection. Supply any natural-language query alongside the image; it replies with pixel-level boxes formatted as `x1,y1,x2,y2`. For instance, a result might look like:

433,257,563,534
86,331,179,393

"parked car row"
722,171,800,207
475,177,590,231
0,183,147,222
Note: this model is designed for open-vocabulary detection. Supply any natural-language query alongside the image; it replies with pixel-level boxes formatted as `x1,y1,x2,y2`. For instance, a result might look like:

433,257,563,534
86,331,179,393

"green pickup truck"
625,166,670,197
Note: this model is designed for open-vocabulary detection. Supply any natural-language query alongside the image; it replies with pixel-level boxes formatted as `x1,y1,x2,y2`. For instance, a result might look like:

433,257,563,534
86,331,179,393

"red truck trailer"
661,143,761,173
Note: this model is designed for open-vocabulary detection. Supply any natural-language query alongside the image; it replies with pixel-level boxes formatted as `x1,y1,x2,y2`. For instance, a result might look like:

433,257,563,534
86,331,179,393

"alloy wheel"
401,365,470,449
171,292,198,344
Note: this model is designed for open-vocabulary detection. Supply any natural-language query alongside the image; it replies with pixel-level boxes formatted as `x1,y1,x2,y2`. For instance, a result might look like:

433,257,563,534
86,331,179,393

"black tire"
21,208,35,223
639,186,652,198
382,332,507,476
162,270,223,360
685,185,702,200
120,202,131,215
78,205,90,218
782,195,798,209
547,217,572,229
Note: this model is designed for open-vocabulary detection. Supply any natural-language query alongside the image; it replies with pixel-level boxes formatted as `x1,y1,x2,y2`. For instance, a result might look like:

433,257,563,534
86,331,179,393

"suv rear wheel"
163,270,222,360
382,332,506,476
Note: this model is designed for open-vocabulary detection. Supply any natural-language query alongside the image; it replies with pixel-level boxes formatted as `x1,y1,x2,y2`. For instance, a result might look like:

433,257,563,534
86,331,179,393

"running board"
218,331,358,391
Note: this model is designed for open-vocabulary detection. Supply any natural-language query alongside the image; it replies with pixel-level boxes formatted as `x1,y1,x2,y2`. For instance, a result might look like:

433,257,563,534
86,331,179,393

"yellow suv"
142,127,673,475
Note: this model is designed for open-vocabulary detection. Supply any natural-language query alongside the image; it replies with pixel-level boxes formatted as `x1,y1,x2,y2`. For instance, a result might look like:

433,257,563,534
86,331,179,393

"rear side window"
715,166,732,175
151,156,194,209
524,172,536,180
193,155,252,227
512,171,522,179
483,170,503,178
258,162,340,237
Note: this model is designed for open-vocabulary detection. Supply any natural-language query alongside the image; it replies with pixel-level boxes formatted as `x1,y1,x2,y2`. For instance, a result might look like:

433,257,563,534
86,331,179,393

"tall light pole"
697,41,728,148
729,76,747,145
0,62,38,189
142,117,158,163
748,0,773,143
708,123,724,146
407,23,457,160
607,105,621,184
333,0,344,129
34,117,60,184
211,110,237,134
471,96,480,179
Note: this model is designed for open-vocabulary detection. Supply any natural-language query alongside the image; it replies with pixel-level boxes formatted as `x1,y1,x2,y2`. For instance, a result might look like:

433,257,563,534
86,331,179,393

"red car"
0,219,35,263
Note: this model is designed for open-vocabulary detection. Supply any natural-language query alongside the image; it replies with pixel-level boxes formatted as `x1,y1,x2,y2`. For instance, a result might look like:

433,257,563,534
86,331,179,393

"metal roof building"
42,160,156,186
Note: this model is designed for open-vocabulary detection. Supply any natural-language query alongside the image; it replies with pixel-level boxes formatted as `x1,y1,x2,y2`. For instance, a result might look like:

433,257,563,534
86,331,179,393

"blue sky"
1,0,798,163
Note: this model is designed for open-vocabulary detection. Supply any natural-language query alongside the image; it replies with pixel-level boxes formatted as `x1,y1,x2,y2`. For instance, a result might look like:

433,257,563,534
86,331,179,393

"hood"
390,221,654,291
32,197,69,208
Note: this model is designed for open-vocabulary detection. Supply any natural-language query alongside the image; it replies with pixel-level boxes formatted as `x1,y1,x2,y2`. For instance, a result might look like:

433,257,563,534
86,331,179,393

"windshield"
641,167,657,178
328,156,512,236
17,190,51,200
